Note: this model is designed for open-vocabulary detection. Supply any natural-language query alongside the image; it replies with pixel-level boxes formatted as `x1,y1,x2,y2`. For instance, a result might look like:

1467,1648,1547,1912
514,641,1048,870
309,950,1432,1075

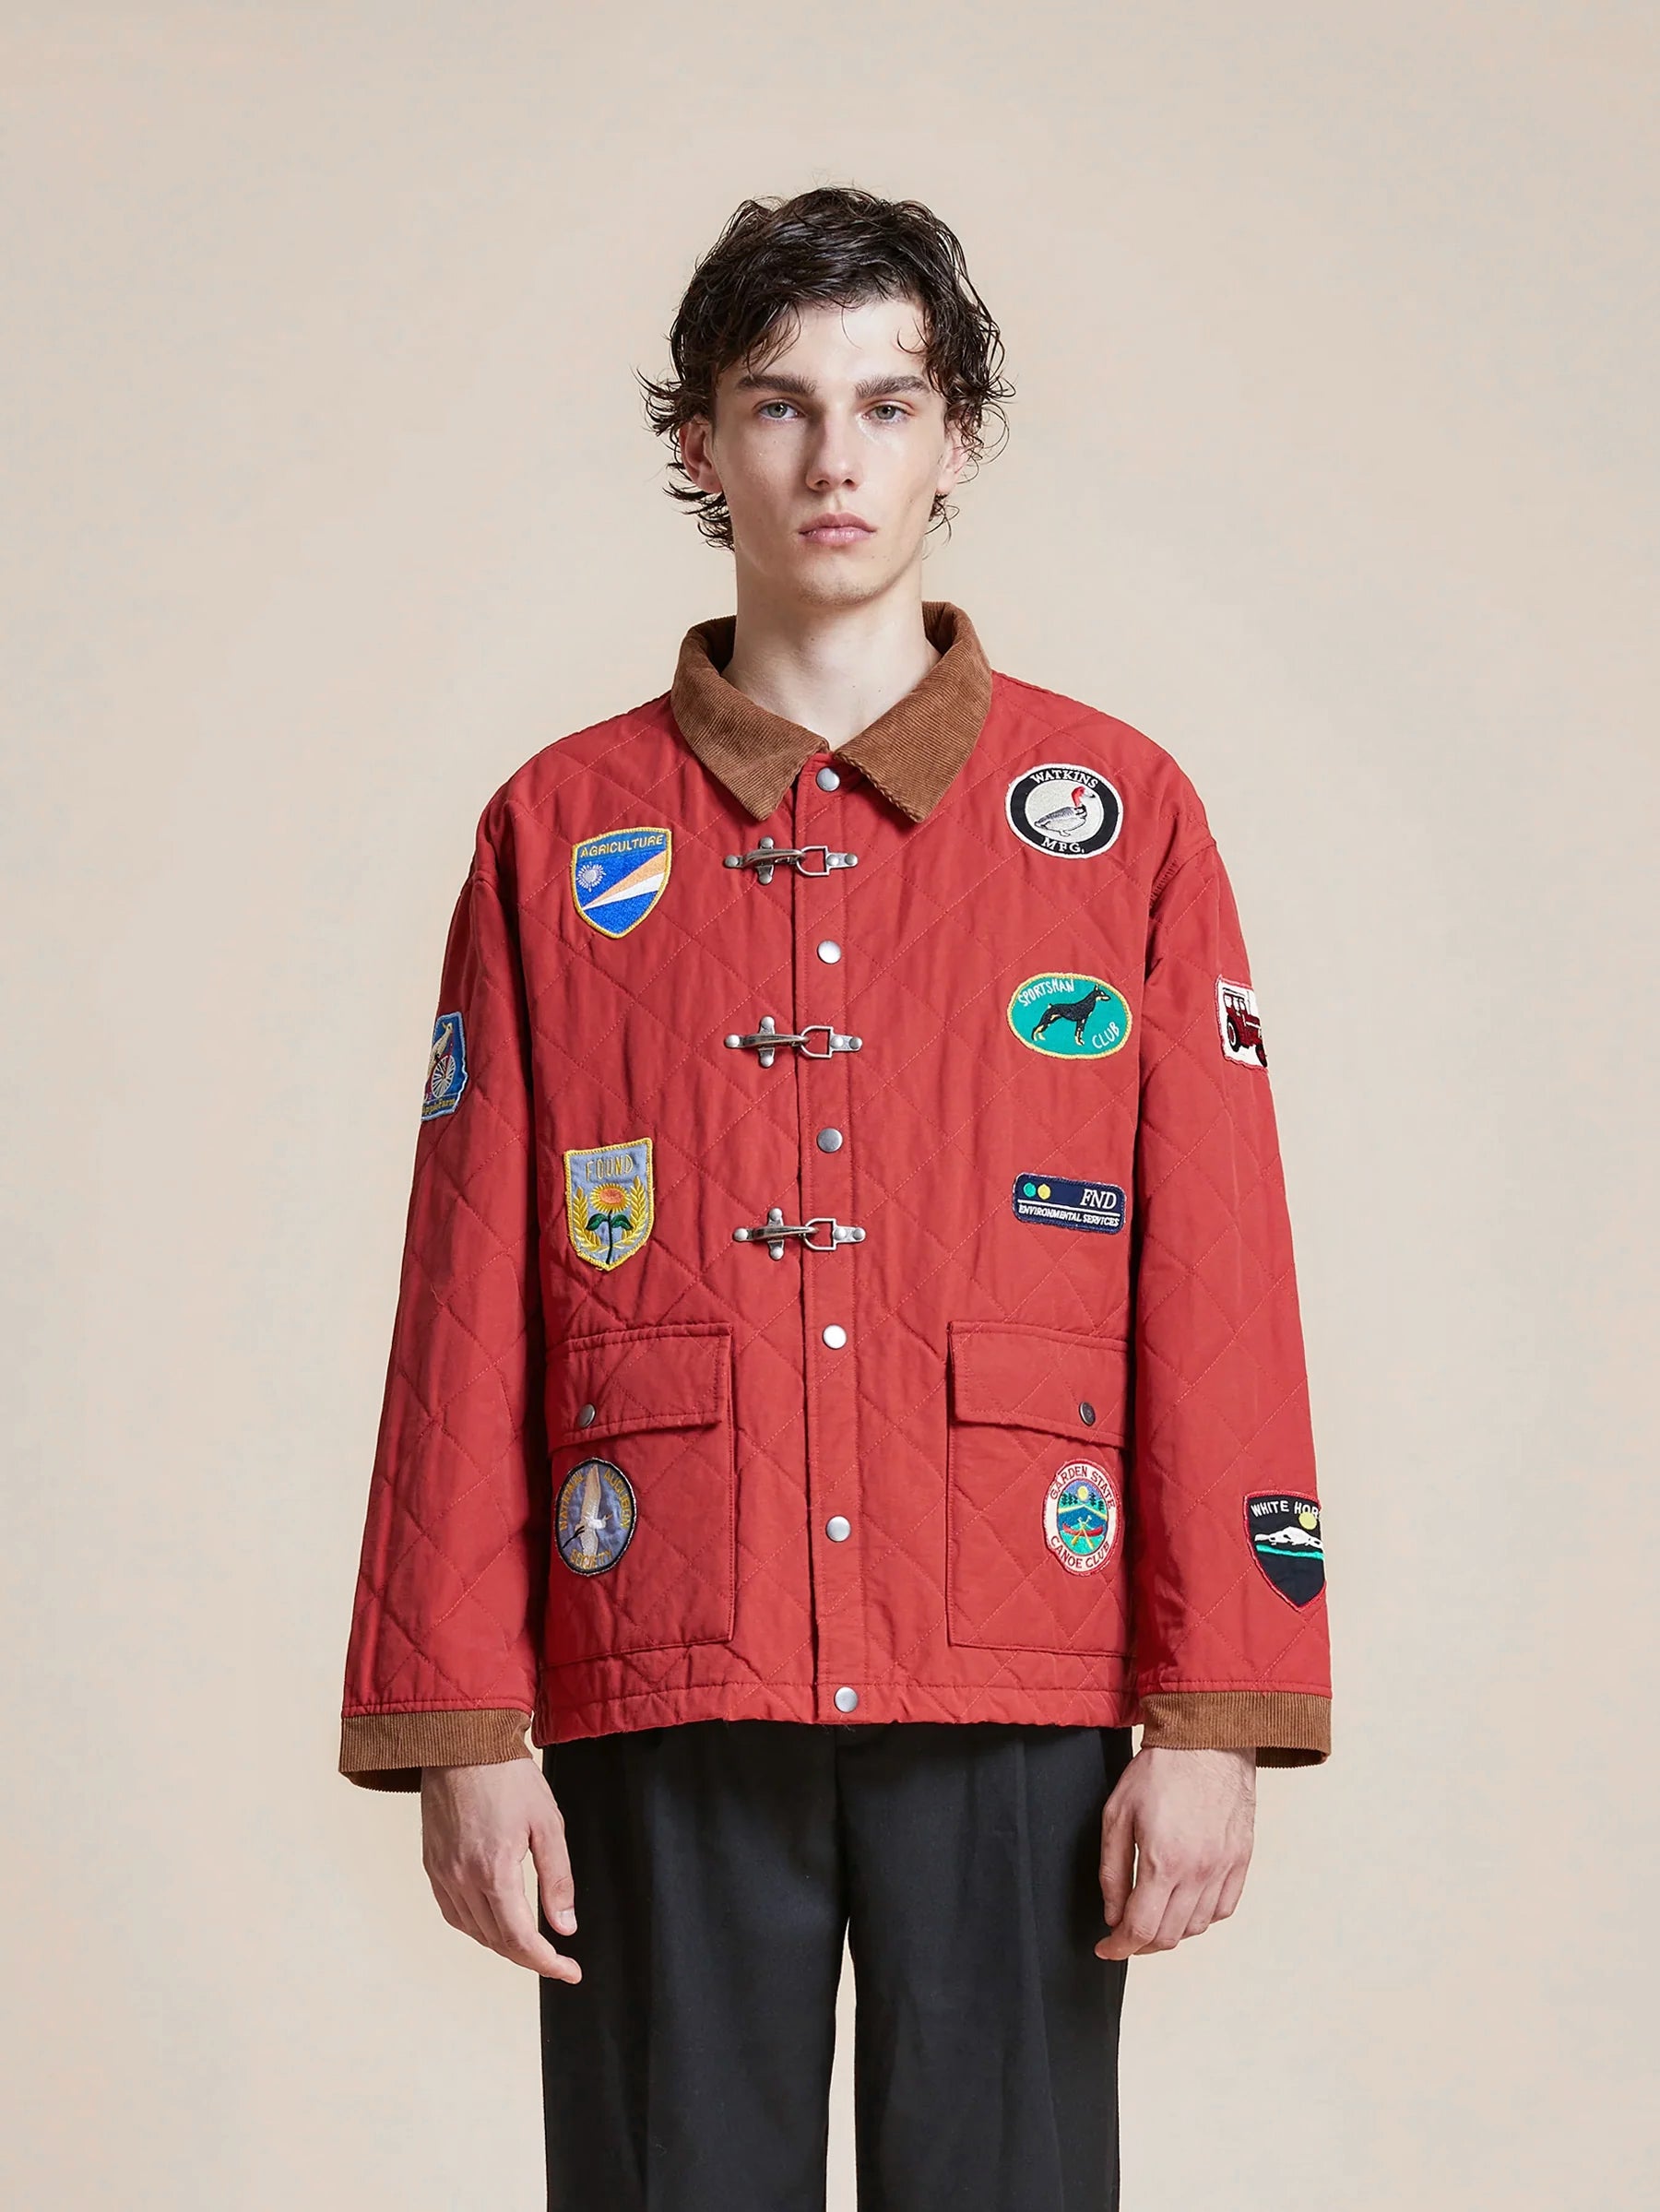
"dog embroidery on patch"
571,827,672,937
1007,972,1132,1059
1004,763,1123,858
1216,976,1268,1068
1044,1461,1120,1573
564,1139,654,1270
554,1458,637,1575
1012,1173,1127,1234
421,1011,468,1119
1244,1495,1324,1605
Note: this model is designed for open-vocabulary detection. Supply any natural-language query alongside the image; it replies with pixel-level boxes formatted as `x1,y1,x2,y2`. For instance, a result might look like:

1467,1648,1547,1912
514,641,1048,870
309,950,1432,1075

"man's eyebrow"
730,371,934,401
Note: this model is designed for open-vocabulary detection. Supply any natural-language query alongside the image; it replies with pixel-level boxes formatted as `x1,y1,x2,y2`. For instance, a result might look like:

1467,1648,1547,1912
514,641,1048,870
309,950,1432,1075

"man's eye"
870,403,906,422
758,400,796,420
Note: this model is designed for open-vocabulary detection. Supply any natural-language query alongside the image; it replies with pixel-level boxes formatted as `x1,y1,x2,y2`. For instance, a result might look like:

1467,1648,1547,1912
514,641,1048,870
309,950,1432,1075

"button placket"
793,750,864,1717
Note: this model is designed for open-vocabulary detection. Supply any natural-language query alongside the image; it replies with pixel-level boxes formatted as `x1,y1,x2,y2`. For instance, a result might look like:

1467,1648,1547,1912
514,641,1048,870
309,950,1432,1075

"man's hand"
420,1759,583,1982
1096,1745,1257,1960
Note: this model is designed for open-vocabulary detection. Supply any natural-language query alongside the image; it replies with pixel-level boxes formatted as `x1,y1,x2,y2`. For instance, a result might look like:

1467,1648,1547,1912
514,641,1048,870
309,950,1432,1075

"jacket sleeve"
338,811,550,1791
1127,833,1332,1766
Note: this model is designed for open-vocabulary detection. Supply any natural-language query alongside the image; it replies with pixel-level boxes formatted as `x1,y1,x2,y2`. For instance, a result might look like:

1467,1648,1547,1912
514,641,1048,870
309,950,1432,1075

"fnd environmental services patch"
1244,1494,1324,1606
571,827,672,938
564,1139,654,1271
1007,972,1132,1059
1012,1172,1127,1235
421,1011,468,1120
1044,1461,1120,1575
554,1457,637,1576
1216,976,1268,1069
1004,763,1123,858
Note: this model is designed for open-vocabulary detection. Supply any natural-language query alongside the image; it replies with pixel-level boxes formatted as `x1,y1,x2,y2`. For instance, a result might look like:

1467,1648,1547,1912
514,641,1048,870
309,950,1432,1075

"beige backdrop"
5,5,1655,2206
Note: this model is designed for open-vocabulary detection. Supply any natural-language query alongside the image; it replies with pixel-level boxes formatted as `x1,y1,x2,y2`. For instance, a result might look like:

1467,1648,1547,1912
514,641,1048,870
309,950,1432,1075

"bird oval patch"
555,1457,637,1576
1005,763,1123,858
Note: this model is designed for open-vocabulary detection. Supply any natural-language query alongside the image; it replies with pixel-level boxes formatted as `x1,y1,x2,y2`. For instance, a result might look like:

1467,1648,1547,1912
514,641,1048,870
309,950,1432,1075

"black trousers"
538,1718,1135,2212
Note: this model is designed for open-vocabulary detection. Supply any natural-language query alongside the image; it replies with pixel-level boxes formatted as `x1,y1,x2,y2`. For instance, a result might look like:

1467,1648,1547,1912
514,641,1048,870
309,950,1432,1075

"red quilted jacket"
338,600,1332,1790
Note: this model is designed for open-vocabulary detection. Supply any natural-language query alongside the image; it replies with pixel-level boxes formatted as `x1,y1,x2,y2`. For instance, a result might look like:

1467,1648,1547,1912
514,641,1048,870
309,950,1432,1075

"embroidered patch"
1216,976,1268,1069
1244,1494,1324,1606
1005,763,1123,858
1007,972,1132,1059
1044,1461,1120,1574
571,827,672,937
1012,1174,1127,1233
554,1457,637,1575
564,1140,654,1270
421,1011,468,1119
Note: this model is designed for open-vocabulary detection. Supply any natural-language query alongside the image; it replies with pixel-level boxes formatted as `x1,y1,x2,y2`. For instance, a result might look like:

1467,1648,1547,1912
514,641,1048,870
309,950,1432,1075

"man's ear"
680,415,720,496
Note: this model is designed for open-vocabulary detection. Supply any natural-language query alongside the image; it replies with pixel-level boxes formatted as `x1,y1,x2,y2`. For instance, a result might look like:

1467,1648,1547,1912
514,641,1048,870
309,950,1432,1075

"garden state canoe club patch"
421,1011,468,1119
555,1457,637,1576
571,827,672,938
1044,1461,1120,1574
1245,1494,1324,1606
564,1140,655,1270
1005,763,1123,858
1007,972,1132,1059
1012,1173,1126,1234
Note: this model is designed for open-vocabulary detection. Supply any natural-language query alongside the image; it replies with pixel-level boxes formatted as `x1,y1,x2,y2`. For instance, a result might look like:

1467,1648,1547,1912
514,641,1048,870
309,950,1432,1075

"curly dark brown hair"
635,185,1015,552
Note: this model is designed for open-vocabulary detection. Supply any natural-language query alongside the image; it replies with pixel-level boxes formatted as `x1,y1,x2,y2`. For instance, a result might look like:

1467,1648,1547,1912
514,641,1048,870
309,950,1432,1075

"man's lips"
800,515,875,543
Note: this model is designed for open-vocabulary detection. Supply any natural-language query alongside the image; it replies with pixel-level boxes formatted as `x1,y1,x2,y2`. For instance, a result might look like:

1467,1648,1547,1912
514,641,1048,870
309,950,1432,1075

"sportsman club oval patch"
555,1457,637,1575
1007,972,1132,1059
564,1138,654,1270
571,827,672,938
421,1011,468,1119
1245,1494,1324,1605
1005,763,1123,858
1044,1461,1120,1574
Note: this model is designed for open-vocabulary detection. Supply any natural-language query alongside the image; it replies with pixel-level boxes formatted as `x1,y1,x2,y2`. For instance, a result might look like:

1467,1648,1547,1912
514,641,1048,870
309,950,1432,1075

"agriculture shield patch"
571,827,672,938
564,1139,654,1271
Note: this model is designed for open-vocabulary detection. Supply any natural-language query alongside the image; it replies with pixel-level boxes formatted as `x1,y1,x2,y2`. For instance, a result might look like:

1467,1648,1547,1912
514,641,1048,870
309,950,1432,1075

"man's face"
681,295,968,606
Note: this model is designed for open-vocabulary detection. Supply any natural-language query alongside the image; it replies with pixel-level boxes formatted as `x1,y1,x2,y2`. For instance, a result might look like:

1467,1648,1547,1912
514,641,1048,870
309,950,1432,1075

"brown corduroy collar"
669,598,994,824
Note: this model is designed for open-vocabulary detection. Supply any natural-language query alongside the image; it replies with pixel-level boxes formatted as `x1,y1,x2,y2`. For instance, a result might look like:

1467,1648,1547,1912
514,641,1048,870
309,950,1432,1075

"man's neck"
717,586,942,751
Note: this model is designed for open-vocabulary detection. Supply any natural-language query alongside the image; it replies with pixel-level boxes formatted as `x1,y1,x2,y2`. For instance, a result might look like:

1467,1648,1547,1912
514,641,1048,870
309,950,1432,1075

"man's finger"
1097,1844,1175,1960
530,1808,579,1937
1097,1804,1135,1932
469,1867,583,1982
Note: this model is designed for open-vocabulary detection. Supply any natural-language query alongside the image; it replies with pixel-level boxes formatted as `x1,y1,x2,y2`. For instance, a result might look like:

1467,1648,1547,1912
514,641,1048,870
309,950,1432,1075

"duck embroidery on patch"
1044,1461,1120,1573
1007,972,1132,1059
555,1458,637,1575
1004,763,1123,858
571,827,672,938
563,1139,655,1270
1244,1495,1324,1605
421,1011,468,1119
1217,976,1268,1068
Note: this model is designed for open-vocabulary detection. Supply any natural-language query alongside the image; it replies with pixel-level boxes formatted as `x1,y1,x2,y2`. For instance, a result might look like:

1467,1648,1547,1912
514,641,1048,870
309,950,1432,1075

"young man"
338,186,1332,2211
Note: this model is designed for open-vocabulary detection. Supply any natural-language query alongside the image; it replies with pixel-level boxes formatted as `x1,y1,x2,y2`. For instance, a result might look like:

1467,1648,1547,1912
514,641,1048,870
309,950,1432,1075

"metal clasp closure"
724,1015,863,1066
732,1206,868,1260
723,835,860,884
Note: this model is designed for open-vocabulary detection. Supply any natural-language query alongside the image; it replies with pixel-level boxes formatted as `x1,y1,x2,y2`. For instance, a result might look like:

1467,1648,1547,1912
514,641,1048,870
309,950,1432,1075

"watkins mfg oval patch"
1012,1174,1127,1234
1244,1494,1324,1606
1044,1461,1120,1573
1005,763,1123,858
1007,972,1132,1059
555,1457,637,1575
571,827,672,938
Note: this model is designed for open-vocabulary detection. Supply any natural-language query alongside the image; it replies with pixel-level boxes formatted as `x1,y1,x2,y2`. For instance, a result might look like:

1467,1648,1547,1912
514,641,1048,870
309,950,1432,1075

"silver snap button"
1079,1401,1096,1425
826,1515,851,1542
816,765,840,790
817,940,841,963
576,1403,597,1427
816,1128,843,1152
822,1323,848,1348
834,1686,860,1712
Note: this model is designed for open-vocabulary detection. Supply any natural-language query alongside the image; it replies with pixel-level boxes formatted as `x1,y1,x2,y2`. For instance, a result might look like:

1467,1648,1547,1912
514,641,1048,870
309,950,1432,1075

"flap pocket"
549,1321,732,1450
948,1319,1129,1447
